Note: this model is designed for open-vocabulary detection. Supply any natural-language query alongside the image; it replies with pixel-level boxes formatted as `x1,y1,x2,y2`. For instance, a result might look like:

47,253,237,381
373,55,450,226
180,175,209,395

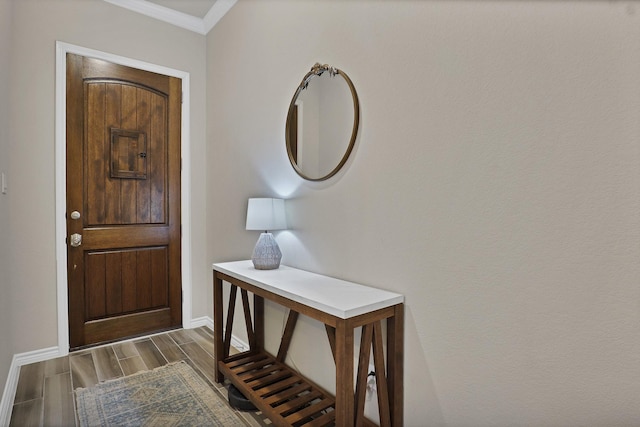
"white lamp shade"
246,198,287,231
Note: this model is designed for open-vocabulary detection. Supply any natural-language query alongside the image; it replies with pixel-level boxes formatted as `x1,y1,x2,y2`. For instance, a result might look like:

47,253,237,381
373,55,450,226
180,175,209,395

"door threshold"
70,325,185,353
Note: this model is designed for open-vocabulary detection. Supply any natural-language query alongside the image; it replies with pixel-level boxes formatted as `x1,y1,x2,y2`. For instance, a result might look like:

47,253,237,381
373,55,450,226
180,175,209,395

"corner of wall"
188,316,249,352
0,356,19,427
0,346,60,426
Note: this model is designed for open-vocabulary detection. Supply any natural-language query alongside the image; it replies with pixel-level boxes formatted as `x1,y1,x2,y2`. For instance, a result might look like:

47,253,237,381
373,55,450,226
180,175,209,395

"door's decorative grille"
110,128,148,180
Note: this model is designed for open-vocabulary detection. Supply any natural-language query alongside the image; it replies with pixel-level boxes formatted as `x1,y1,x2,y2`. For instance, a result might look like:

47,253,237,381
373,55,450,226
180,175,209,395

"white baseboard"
230,334,249,353
189,316,249,352
189,315,213,330
0,357,18,427
0,346,60,426
0,318,250,425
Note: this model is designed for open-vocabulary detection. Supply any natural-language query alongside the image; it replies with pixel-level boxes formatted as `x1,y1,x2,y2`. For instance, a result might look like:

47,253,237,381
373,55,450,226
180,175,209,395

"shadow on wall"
404,305,445,424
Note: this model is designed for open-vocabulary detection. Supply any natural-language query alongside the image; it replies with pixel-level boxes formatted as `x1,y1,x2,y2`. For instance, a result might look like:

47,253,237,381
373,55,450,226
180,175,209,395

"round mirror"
286,63,360,181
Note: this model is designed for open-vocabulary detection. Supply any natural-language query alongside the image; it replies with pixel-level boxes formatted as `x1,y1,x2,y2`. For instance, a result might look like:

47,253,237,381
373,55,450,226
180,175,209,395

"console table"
213,260,404,426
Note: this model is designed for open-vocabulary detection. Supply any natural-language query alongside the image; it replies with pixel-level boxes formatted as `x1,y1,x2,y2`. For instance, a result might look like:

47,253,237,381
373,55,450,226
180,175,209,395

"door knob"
70,233,82,247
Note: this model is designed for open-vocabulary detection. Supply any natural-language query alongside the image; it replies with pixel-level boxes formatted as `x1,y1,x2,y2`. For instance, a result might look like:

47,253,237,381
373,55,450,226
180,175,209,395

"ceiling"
145,0,218,19
103,0,236,35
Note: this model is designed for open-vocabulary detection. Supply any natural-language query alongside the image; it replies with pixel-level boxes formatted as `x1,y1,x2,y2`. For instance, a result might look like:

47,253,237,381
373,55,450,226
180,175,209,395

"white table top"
213,260,404,319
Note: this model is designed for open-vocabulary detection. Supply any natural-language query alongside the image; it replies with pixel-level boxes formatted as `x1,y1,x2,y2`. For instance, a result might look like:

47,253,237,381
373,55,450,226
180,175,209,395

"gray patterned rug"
75,361,248,426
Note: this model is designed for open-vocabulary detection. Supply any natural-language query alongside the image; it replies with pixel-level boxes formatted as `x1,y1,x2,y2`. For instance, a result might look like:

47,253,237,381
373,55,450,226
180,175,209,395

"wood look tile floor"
9,327,272,427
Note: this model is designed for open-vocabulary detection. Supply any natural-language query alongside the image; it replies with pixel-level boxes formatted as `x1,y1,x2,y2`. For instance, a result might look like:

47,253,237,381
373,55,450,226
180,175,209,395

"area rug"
75,361,248,426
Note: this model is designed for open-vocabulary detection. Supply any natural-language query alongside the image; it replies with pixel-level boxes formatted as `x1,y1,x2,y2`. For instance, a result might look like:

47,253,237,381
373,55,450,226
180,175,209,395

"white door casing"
55,41,193,355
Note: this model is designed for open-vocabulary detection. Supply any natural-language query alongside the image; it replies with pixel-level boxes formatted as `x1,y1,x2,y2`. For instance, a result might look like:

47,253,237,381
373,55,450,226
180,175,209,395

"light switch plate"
1,172,6,194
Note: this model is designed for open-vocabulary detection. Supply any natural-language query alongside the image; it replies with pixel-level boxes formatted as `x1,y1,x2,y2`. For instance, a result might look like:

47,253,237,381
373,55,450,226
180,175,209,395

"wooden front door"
66,54,182,350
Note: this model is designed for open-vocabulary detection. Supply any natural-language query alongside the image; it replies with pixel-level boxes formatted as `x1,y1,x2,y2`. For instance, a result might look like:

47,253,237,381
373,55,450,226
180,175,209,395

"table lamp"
246,198,287,270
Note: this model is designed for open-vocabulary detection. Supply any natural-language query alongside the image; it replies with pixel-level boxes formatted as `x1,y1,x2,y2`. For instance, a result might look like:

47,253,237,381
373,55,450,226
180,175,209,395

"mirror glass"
286,64,359,181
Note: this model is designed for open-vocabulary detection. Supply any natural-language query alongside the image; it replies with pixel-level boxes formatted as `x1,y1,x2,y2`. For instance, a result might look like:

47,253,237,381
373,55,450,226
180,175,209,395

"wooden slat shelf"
213,261,404,426
219,351,336,427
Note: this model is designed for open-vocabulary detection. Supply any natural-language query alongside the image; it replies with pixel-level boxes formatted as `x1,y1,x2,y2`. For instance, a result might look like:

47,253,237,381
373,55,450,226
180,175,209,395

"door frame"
55,41,193,355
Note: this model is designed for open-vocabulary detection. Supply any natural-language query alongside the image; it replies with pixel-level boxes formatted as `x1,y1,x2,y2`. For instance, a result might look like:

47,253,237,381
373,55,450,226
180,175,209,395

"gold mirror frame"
285,63,360,181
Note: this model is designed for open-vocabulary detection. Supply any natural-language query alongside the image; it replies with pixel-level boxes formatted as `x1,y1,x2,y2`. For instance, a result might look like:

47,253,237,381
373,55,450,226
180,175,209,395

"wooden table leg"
254,294,264,351
387,304,404,426
335,320,355,425
213,272,224,383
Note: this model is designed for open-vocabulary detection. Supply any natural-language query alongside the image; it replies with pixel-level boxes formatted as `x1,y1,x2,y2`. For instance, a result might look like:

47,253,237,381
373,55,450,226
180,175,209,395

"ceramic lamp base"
251,232,282,270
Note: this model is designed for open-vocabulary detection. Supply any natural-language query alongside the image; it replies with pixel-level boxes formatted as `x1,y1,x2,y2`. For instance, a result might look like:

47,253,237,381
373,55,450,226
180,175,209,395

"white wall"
4,0,208,356
207,1,640,425
0,0,14,391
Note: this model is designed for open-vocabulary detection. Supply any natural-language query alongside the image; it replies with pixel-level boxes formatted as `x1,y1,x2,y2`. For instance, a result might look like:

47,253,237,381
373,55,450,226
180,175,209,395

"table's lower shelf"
219,351,337,427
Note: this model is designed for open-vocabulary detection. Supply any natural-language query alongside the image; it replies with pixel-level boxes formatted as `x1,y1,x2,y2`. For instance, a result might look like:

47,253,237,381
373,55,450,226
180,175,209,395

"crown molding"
103,0,236,35
203,0,237,34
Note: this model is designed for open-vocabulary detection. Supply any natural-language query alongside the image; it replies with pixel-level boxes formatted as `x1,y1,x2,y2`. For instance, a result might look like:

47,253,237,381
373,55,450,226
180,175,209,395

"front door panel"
66,54,182,349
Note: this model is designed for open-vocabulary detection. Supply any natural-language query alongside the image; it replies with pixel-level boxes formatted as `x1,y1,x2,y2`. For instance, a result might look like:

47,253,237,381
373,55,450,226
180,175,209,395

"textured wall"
207,1,640,425
0,0,14,394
